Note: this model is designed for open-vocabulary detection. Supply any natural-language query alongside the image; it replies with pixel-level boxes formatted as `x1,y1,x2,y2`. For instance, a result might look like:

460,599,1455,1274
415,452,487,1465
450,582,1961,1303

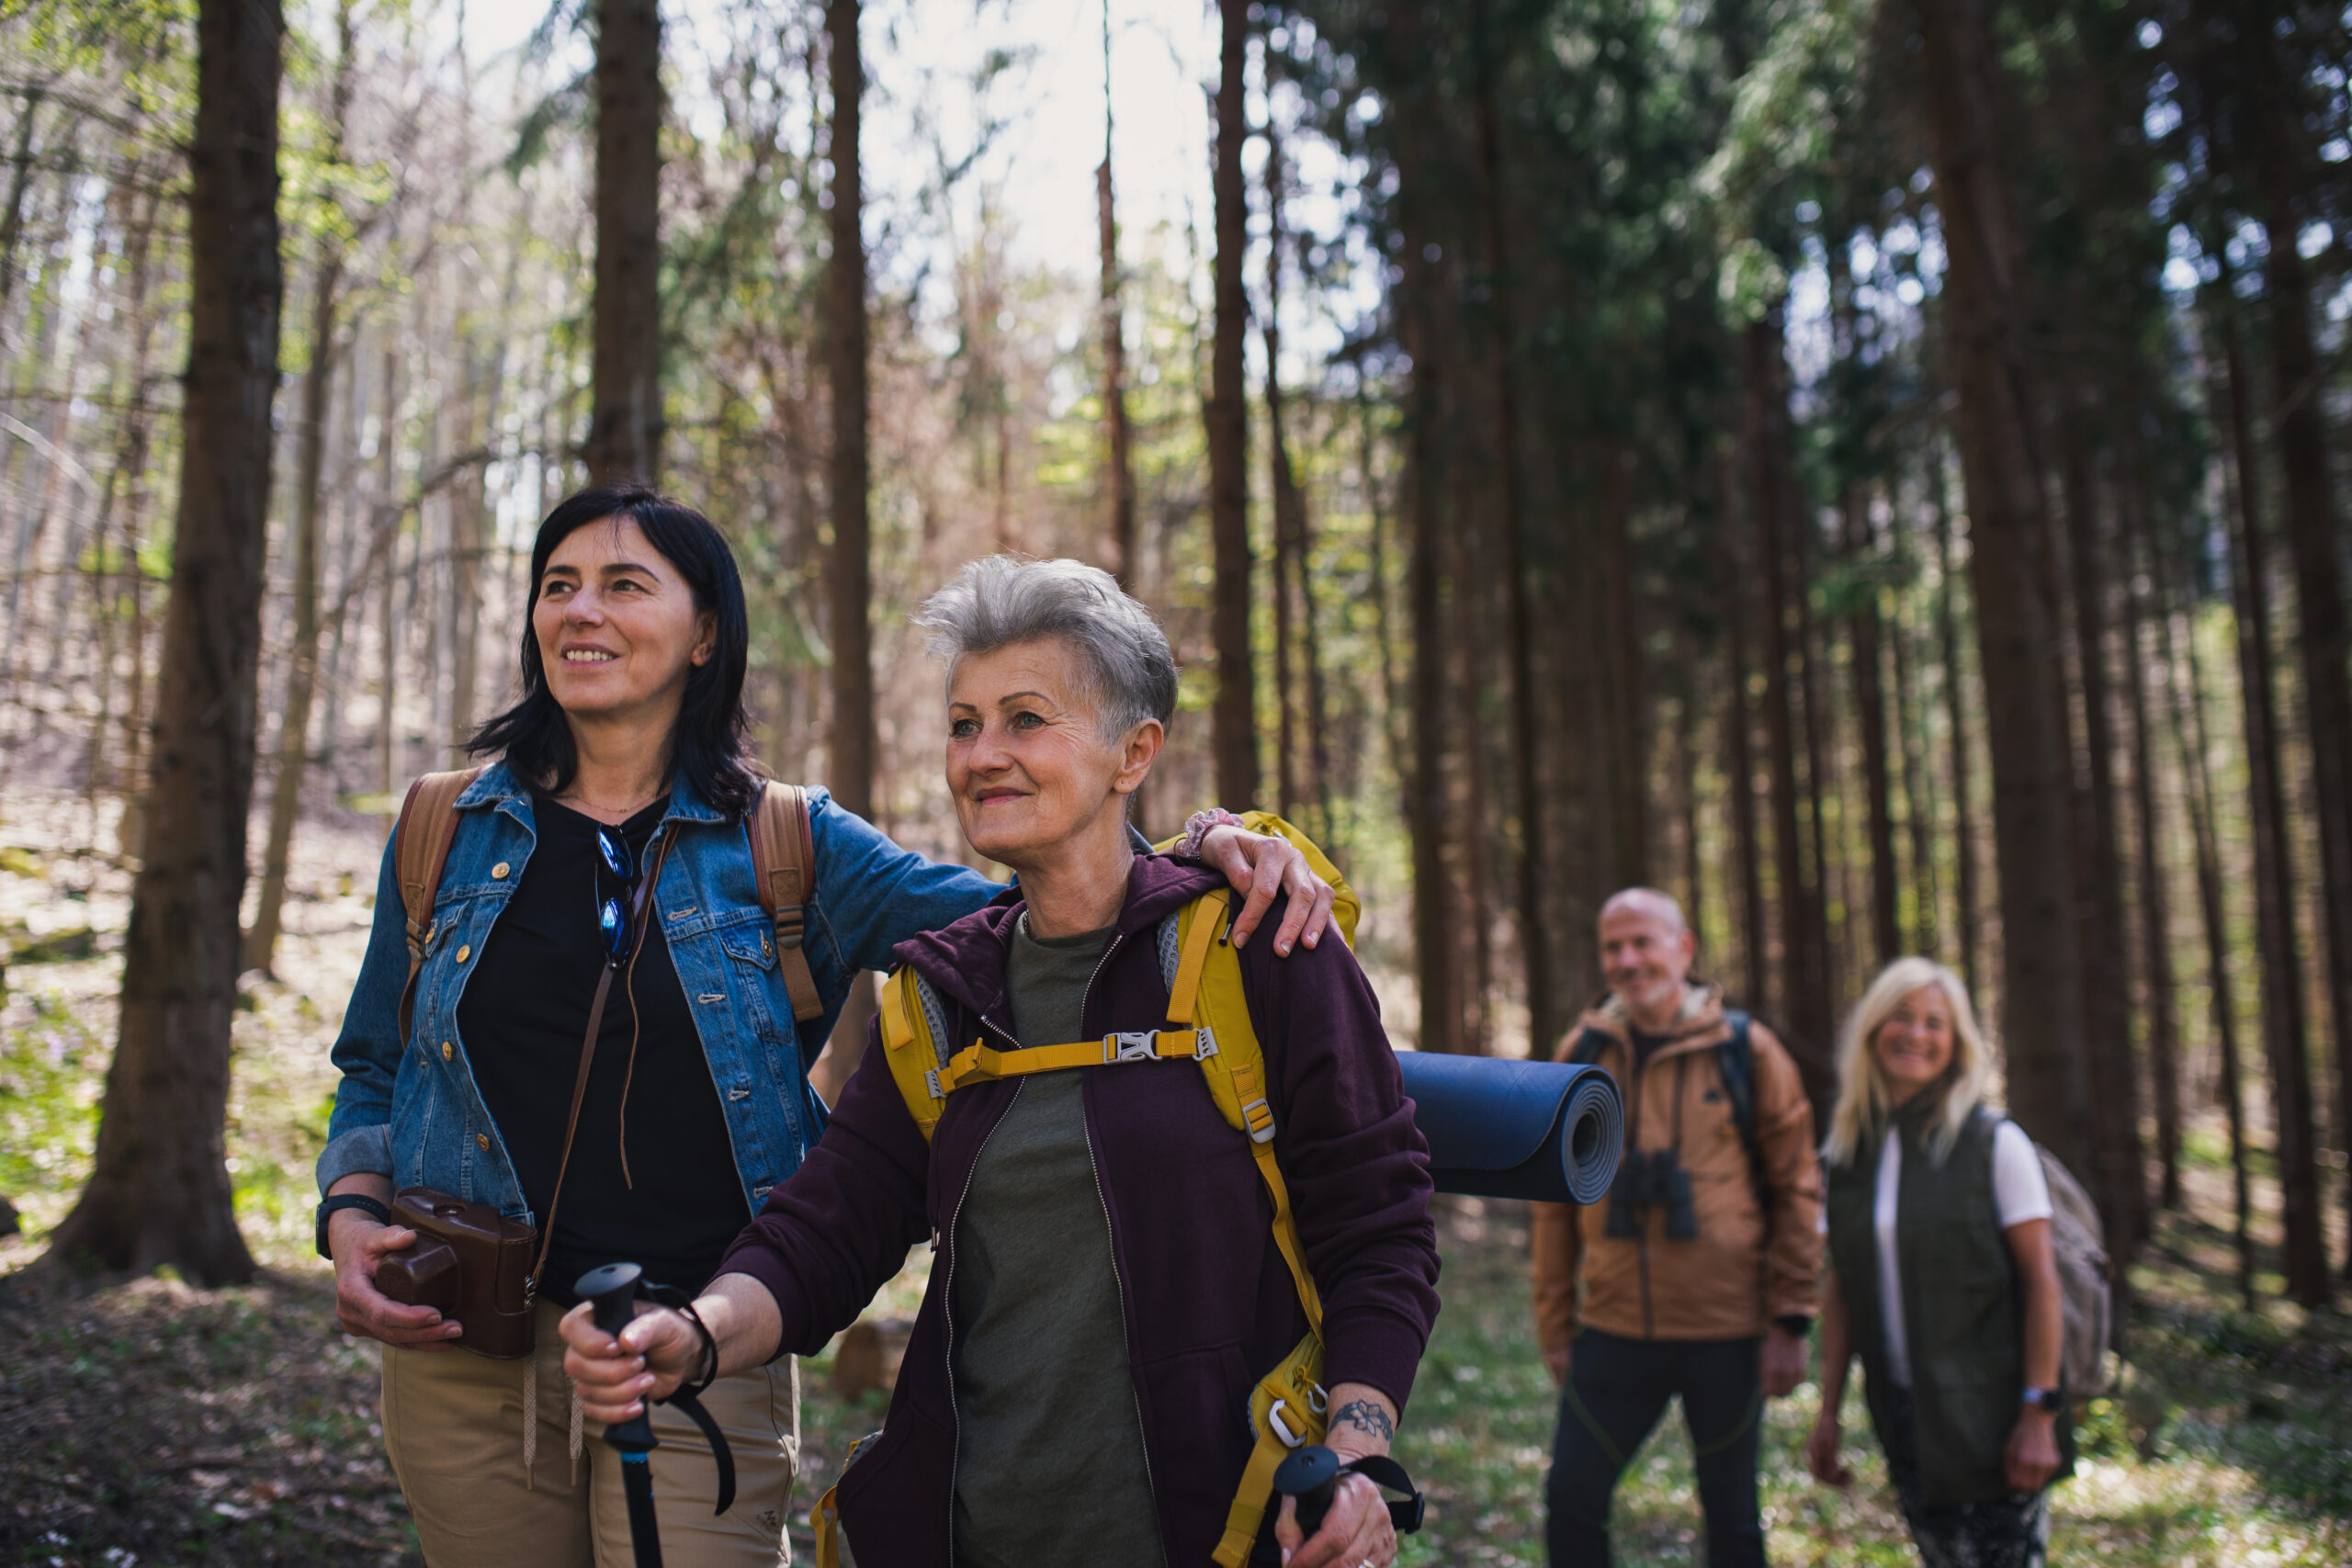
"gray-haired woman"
561,556,1440,1568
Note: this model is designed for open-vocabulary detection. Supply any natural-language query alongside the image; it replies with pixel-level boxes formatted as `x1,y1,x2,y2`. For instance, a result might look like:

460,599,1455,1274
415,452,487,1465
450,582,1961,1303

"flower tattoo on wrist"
1329,1399,1396,1445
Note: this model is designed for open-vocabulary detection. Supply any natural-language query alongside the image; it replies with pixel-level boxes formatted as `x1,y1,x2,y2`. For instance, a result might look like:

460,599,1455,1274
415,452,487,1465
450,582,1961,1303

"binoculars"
1605,1147,1698,1240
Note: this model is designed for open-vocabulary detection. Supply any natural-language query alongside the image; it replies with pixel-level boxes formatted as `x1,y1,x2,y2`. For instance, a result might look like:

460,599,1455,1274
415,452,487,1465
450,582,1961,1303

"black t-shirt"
458,792,748,1304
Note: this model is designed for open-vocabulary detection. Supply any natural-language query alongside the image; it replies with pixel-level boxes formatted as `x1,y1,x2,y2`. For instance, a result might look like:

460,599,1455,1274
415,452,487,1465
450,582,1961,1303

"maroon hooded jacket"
717,852,1440,1566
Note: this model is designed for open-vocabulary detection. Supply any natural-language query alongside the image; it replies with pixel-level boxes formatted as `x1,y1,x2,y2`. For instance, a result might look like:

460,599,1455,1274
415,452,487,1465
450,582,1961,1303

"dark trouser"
1874,1382,2050,1568
1545,1327,1765,1568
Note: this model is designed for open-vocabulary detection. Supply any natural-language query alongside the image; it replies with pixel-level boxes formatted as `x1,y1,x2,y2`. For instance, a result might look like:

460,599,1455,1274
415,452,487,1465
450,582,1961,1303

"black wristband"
315,1193,392,1260
1774,1314,1814,1339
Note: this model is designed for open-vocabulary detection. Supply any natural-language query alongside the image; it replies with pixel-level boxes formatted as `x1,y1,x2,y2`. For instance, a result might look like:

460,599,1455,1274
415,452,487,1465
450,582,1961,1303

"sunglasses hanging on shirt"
594,824,644,967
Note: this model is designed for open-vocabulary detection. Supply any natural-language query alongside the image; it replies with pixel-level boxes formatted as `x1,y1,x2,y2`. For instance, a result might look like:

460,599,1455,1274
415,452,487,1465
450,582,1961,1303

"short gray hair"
915,556,1179,739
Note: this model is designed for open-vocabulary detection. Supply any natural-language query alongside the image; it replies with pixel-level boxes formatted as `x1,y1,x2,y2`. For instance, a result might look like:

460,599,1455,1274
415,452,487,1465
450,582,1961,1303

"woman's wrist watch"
315,1193,391,1259
2019,1385,2064,1414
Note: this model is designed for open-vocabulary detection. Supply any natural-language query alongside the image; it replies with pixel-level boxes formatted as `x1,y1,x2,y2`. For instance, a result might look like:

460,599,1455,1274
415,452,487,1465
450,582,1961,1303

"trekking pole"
1272,1445,1343,1538
580,1262,665,1568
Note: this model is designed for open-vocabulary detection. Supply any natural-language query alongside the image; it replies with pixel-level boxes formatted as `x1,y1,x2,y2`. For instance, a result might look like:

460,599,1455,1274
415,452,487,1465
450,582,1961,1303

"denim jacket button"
492,863,511,879
455,944,471,964
441,1041,453,1061
476,1133,491,1152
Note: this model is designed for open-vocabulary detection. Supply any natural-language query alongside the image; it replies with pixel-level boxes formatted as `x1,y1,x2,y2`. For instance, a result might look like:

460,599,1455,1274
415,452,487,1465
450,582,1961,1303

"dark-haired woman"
314,488,1336,1567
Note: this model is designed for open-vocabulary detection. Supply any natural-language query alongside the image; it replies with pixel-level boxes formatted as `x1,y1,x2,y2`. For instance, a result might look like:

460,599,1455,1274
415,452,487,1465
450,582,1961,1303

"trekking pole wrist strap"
639,1281,736,1517
1335,1453,1427,1534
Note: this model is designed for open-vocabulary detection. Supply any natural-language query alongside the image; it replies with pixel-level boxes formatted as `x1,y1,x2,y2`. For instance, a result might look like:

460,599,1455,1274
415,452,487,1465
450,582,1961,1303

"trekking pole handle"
1272,1444,1343,1539
577,1262,659,1453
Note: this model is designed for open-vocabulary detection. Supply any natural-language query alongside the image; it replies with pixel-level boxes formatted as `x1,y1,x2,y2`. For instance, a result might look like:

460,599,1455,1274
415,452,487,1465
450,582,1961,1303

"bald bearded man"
1530,888,1822,1567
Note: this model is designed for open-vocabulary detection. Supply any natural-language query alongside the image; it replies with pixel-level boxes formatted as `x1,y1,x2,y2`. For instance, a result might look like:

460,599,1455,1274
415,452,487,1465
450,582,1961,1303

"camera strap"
529,829,674,1297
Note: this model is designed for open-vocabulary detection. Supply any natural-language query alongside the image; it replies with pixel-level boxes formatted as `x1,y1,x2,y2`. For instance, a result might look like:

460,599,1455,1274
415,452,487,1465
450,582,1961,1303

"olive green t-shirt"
950,917,1165,1568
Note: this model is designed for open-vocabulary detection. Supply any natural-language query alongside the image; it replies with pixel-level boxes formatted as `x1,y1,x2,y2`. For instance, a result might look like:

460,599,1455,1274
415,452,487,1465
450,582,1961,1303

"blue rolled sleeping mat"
1396,1053,1624,1205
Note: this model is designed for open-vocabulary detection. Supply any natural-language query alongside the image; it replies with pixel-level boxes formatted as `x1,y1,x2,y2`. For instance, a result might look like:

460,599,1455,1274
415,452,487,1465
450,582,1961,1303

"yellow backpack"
814,816,1355,1568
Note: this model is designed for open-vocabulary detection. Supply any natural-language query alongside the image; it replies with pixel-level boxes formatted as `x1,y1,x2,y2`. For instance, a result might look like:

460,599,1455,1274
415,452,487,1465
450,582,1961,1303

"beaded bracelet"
1175,807,1246,863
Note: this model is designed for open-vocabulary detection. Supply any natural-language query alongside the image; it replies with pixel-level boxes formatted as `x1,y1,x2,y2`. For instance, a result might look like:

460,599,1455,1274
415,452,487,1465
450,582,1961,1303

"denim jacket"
317,761,999,1223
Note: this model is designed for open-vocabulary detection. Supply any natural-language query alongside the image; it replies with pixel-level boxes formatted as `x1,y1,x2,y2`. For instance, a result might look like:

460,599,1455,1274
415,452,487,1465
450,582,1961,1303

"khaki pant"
382,1300,798,1567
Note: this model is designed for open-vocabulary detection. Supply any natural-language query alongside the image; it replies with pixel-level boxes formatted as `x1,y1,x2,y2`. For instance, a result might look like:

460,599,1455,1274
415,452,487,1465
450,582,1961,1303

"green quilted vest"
1825,1100,2074,1504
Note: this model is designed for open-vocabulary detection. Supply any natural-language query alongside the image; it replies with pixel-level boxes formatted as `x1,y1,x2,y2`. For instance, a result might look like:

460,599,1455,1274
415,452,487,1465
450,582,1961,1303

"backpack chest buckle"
1106,1032,1159,1064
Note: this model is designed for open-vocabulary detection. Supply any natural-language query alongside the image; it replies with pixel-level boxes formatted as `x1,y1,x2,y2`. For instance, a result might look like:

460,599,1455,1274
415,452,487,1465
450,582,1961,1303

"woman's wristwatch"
315,1193,392,1259
2019,1385,2064,1414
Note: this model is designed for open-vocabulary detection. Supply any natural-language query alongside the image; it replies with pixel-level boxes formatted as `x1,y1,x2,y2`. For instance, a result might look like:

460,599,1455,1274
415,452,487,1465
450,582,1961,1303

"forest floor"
1,787,2348,1566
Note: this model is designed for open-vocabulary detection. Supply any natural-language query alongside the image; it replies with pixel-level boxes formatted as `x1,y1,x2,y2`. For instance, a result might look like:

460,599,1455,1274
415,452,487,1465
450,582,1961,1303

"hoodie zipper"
942,1046,1023,1562
1069,933,1164,1551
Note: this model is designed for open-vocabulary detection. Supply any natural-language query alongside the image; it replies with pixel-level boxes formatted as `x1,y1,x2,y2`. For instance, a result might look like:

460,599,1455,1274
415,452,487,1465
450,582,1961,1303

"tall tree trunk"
2118,434,2183,1210
1722,460,1770,1013
814,0,876,1099
1744,310,1829,1108
1845,488,1899,967
1097,1,1137,591
2057,403,2146,1249
824,0,872,822
1888,520,1939,957
1385,17,1457,1055
2251,84,2352,1273
586,0,663,482
2116,523,2181,1223
2211,292,2332,1307
2165,559,2256,1303
1914,0,2094,1171
375,344,401,832
1933,466,1981,995
46,0,282,1285
1472,0,1555,1054
1265,248,1300,819
247,0,356,977
1261,118,1329,840
1206,0,1254,807
1597,449,1648,892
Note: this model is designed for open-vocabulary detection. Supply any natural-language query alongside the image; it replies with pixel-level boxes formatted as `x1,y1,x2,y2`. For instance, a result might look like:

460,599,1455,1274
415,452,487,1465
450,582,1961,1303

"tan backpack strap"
750,783,826,1022
393,765,487,1044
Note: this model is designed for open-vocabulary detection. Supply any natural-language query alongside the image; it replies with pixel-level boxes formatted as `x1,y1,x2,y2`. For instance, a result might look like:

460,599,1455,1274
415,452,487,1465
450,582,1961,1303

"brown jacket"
1530,984,1821,1351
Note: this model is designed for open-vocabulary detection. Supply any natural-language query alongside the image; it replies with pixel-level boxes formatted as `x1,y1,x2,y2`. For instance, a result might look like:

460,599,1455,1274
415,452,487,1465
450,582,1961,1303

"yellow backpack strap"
1214,1333,1329,1568
813,1480,844,1568
748,782,826,1022
1176,890,1324,1336
877,966,946,1142
392,765,486,1044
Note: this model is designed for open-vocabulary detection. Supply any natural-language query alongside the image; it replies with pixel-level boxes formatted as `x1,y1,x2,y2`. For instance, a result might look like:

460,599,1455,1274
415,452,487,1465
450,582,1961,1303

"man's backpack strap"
1717,1010,1770,1210
1566,1027,1606,1066
748,783,825,1024
392,766,487,1044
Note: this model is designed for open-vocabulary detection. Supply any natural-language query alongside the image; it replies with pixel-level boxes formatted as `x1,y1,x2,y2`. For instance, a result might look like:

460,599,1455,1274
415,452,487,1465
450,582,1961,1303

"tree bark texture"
1845,488,1900,969
1098,4,1137,591
2057,406,2146,1248
2212,296,2332,1308
587,0,663,482
1915,0,2094,1175
1933,471,1981,997
2119,446,2182,1210
825,0,873,822
2251,92,2352,1273
1743,311,1830,1109
1473,0,1555,1054
1206,0,1255,807
47,0,282,1286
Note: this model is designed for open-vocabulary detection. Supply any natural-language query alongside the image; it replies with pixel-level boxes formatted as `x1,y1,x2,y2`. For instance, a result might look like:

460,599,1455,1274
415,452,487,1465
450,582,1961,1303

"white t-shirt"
1872,1120,2052,1387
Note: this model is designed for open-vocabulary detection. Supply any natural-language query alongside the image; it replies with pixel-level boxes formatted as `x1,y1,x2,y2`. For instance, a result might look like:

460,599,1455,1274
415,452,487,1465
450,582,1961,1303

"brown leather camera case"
375,1189,538,1359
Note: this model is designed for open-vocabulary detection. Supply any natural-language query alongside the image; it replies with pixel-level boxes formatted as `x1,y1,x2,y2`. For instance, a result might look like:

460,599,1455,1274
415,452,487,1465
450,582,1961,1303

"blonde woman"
1804,958,2069,1568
